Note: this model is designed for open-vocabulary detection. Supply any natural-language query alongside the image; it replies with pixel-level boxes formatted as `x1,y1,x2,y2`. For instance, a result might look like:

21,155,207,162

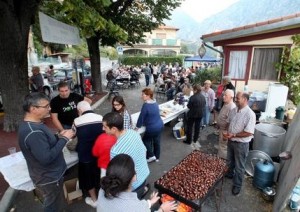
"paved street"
10,77,273,212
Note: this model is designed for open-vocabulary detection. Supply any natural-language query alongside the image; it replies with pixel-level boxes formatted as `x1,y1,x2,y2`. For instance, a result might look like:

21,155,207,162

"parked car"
52,68,75,90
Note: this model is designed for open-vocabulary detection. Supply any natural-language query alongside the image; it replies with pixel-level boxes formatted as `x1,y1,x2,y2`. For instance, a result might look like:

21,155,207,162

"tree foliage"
41,0,182,92
276,34,300,106
194,67,222,85
0,0,41,131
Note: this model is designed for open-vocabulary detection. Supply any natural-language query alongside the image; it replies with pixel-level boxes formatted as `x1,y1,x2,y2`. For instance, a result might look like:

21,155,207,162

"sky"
178,0,239,22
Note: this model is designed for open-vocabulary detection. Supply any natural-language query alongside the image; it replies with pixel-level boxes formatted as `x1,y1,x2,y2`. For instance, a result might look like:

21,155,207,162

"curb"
0,187,18,212
91,92,109,110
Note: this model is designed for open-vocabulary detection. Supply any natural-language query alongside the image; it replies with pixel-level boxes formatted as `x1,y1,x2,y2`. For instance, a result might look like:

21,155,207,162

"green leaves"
276,34,300,105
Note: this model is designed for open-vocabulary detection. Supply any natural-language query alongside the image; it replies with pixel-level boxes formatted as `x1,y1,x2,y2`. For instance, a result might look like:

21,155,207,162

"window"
251,48,282,80
156,33,166,39
228,51,248,79
152,39,162,45
166,39,176,46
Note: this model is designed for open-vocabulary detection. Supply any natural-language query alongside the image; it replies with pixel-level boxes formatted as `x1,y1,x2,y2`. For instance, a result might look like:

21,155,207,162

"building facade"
123,25,181,56
201,13,300,92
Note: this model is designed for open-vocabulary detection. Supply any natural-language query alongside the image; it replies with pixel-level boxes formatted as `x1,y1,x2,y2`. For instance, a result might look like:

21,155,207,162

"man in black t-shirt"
50,81,92,131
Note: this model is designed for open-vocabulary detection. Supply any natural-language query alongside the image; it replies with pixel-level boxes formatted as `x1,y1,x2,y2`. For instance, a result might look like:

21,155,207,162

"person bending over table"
136,88,164,163
97,154,177,212
73,101,104,208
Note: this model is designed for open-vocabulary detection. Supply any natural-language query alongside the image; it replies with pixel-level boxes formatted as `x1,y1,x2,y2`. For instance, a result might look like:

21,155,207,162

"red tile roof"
202,12,300,39
159,25,179,31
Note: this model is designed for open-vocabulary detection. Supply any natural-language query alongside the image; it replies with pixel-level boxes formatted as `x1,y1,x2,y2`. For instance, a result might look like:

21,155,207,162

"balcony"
150,38,180,46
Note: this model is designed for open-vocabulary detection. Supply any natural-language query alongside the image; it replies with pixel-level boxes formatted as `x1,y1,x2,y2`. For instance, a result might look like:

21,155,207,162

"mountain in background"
165,0,300,53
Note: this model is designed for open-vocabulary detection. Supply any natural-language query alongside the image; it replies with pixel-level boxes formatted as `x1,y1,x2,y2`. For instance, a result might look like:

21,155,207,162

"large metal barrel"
253,123,286,157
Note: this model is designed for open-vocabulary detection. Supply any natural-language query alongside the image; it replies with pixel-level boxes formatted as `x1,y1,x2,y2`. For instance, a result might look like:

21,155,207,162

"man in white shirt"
224,91,256,196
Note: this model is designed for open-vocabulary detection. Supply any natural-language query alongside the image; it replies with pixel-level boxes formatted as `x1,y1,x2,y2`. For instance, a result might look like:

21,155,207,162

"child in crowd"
92,133,117,177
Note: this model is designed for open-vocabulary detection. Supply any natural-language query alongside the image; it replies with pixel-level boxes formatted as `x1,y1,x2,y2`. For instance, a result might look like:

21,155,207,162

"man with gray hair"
18,92,74,211
216,89,236,159
72,100,104,208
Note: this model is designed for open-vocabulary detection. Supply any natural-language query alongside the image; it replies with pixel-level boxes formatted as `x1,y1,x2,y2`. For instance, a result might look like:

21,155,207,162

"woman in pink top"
92,133,117,177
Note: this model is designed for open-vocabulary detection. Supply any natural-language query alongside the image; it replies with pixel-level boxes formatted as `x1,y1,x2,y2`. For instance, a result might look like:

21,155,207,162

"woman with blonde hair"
201,80,215,127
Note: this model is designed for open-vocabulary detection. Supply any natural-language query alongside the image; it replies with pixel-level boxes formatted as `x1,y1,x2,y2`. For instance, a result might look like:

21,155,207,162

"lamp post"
198,43,206,58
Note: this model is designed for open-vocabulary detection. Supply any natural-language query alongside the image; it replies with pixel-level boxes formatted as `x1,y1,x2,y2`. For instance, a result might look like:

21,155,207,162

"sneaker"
232,186,241,196
155,159,160,162
147,156,156,163
85,197,97,208
190,143,196,150
194,142,201,149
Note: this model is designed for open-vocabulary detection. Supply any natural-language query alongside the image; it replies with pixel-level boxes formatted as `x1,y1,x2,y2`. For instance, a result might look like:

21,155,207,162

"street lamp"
198,43,206,58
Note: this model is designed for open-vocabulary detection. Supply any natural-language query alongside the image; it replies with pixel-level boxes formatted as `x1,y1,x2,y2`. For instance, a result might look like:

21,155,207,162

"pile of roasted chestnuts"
156,150,227,200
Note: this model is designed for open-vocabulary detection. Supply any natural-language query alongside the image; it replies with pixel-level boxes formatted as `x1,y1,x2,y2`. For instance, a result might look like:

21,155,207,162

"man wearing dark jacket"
183,84,206,149
18,92,74,211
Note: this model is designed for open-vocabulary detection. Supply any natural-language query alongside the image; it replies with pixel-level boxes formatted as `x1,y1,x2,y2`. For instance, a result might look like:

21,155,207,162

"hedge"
121,56,185,66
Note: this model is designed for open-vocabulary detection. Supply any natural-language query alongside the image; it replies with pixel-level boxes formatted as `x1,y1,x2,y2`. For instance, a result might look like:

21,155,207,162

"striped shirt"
110,129,150,189
227,105,256,143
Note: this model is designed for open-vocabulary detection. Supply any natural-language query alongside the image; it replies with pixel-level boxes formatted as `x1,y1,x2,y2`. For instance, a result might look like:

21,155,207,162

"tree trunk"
86,36,103,94
0,1,41,132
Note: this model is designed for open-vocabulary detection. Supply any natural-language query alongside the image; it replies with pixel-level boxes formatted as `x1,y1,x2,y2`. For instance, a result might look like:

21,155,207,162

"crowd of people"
18,63,256,211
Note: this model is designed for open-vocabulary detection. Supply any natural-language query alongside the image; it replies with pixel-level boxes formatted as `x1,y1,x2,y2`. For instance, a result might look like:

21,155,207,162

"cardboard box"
63,178,82,204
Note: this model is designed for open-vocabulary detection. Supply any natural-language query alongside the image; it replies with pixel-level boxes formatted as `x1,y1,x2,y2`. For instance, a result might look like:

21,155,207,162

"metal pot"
253,123,286,157
261,187,276,202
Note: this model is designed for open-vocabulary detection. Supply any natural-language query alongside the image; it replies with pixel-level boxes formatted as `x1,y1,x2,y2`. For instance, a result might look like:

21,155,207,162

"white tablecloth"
0,147,78,191
131,100,189,134
0,100,188,191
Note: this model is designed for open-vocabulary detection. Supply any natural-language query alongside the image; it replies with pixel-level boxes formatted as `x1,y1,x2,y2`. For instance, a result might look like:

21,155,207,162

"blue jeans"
36,178,65,212
143,130,162,159
145,75,150,86
227,140,249,188
202,106,210,125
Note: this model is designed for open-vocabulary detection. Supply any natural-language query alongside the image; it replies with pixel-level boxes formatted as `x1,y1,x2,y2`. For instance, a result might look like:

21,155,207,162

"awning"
184,55,221,62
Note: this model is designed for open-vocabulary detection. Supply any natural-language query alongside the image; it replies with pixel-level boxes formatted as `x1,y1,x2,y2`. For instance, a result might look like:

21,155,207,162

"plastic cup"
8,147,16,156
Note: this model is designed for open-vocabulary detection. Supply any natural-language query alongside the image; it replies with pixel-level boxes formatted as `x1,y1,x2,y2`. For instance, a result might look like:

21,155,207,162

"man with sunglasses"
18,92,74,211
